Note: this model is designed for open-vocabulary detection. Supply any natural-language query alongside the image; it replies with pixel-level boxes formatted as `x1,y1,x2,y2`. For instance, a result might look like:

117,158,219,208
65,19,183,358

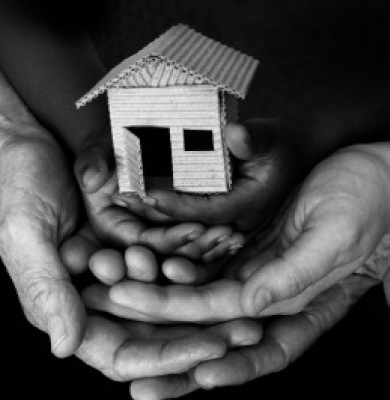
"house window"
184,129,214,151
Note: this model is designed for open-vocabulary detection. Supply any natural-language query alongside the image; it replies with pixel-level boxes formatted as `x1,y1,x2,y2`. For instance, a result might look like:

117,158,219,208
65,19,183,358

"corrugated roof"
77,24,259,108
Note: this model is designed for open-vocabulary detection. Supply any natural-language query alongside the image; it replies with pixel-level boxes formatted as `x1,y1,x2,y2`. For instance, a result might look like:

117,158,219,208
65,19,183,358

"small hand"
74,125,244,260
129,118,307,232
0,110,84,357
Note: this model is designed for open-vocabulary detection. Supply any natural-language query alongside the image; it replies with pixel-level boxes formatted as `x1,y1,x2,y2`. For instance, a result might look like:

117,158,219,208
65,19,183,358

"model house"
77,24,259,198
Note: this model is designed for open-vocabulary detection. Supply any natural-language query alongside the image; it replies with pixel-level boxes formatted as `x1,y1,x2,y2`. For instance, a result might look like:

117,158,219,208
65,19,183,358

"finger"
83,284,167,323
173,225,232,260
205,319,262,348
74,125,113,193
60,224,101,275
162,257,200,284
162,256,226,285
259,258,366,316
90,203,205,253
224,123,254,160
89,249,126,285
1,232,86,358
202,232,246,262
76,316,227,381
147,185,256,226
194,275,373,389
124,319,262,349
114,333,226,380
131,372,199,400
138,223,206,255
241,223,357,316
113,194,174,223
108,280,245,322
125,246,159,282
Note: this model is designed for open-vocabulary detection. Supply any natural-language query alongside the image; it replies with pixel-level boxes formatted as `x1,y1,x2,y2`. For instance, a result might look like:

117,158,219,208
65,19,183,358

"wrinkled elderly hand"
61,220,386,400
61,224,263,389
0,71,83,358
128,273,377,400
82,143,390,322
0,72,263,387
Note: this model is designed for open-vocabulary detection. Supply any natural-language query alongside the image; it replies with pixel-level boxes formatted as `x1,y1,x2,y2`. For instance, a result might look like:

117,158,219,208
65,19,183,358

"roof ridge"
76,24,259,108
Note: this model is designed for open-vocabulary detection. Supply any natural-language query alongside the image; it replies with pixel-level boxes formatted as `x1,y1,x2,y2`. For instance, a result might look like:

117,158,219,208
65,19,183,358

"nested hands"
73,124,245,262
81,144,390,324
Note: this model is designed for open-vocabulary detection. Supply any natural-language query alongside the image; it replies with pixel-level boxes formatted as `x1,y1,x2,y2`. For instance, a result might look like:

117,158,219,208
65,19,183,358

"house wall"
108,85,230,193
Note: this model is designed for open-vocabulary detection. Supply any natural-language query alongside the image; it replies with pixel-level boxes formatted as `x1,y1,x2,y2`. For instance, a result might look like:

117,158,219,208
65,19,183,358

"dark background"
2,0,390,398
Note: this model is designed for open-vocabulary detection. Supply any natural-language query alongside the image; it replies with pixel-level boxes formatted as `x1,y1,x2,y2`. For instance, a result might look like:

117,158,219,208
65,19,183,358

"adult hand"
82,144,390,322
75,314,262,387
129,273,378,400
0,72,263,384
0,71,84,358
61,225,263,389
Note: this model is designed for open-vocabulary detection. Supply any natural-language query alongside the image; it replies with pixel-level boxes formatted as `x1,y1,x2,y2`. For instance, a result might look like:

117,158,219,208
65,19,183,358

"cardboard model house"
77,24,259,198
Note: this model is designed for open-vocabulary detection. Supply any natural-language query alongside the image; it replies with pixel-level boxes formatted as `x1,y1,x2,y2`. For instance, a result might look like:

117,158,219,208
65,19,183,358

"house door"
129,126,173,190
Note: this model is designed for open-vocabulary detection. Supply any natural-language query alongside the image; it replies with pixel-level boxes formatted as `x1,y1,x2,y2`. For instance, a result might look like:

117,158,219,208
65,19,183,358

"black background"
2,1,390,398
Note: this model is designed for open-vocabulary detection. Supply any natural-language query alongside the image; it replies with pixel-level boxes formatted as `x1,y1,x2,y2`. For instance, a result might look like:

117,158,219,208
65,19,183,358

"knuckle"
157,339,173,364
238,352,259,382
265,336,290,372
283,300,307,315
22,273,65,331
278,266,308,300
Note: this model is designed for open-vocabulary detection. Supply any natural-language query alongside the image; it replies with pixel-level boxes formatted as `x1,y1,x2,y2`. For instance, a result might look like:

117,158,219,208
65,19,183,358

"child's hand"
61,223,230,286
73,124,245,260
114,118,307,232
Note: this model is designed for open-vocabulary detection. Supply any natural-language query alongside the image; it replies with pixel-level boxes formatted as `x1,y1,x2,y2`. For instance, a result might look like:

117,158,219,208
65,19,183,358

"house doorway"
129,126,173,190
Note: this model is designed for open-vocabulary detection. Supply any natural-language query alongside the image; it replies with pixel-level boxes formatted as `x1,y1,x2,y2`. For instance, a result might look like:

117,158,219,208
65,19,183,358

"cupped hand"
74,125,244,259
60,225,264,390
133,118,308,232
81,144,390,323
129,273,377,400
0,76,84,358
61,220,384,400
76,314,262,385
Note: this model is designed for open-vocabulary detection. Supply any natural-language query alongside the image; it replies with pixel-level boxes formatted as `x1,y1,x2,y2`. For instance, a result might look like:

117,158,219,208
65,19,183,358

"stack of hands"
1,69,390,400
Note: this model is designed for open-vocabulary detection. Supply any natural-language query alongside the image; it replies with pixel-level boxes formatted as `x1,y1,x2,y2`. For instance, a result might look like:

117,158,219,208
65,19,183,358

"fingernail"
237,338,258,347
204,353,224,361
253,290,272,315
82,166,99,189
187,231,202,241
217,235,229,244
113,199,128,208
229,244,244,255
144,196,157,207
48,316,67,354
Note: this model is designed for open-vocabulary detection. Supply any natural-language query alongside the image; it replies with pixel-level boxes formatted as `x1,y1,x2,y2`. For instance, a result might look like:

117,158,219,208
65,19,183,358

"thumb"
2,238,86,358
74,127,113,194
225,118,281,161
74,147,111,194
241,221,354,316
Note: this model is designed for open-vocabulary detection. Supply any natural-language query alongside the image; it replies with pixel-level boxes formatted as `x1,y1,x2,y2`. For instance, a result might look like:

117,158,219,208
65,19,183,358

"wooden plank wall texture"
108,85,229,193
